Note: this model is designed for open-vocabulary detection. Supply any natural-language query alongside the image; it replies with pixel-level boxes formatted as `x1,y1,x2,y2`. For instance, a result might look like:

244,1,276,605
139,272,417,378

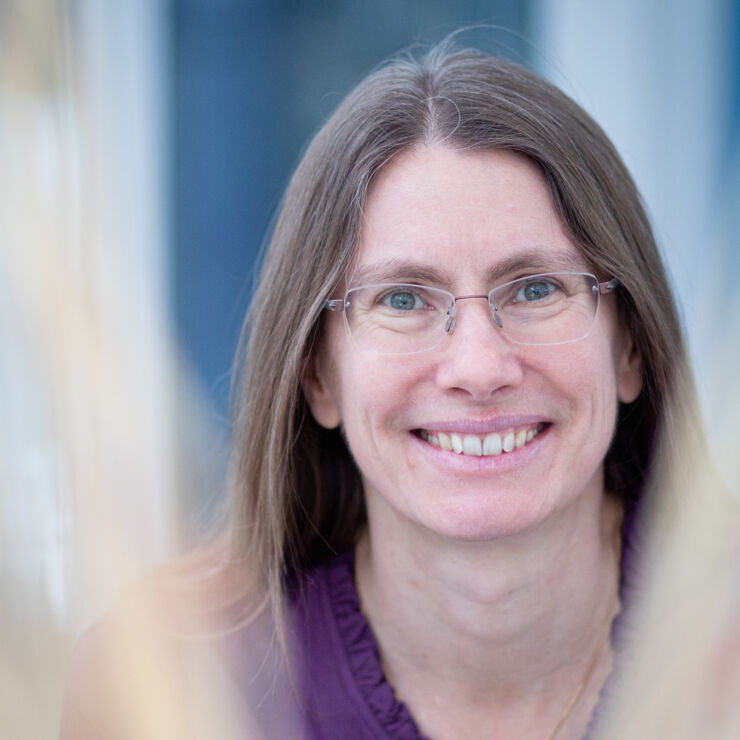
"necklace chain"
544,527,622,740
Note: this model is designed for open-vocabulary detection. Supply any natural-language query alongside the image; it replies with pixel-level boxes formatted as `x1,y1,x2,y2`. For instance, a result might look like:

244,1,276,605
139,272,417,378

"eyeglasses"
324,272,619,355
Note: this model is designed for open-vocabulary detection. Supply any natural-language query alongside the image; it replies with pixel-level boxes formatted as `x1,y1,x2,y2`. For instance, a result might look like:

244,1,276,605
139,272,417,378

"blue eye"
515,280,557,302
383,290,423,310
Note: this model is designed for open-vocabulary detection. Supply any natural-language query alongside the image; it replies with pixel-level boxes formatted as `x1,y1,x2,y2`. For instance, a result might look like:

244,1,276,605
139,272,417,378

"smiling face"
303,145,642,542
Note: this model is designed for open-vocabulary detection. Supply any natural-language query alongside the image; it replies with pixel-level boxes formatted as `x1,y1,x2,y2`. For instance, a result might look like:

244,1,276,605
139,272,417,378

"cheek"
329,353,426,485
554,342,621,428
585,357,623,452
335,356,414,433
333,374,403,493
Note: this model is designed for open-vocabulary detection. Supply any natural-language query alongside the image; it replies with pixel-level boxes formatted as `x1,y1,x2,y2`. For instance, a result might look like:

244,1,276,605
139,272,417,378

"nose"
435,297,523,400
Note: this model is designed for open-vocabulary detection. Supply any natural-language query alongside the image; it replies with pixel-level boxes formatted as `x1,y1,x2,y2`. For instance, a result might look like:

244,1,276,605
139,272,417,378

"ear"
301,357,341,429
616,332,643,404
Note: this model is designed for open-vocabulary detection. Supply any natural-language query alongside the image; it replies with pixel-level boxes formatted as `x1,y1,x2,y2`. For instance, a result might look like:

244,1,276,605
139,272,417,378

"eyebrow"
350,259,449,287
485,250,590,283
349,249,590,289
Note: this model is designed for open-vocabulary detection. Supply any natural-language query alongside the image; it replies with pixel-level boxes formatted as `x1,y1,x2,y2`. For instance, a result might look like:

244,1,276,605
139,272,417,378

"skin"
303,145,643,739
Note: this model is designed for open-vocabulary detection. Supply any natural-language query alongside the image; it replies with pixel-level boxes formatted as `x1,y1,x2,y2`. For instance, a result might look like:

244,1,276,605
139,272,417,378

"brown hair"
227,41,695,626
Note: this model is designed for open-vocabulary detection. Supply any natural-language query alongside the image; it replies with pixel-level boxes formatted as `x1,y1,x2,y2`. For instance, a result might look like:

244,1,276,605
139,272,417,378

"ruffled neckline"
319,515,639,740
325,550,427,739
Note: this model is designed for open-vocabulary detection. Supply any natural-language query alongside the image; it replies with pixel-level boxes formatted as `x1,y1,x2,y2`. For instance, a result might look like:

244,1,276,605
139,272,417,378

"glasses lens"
489,273,599,345
345,283,452,354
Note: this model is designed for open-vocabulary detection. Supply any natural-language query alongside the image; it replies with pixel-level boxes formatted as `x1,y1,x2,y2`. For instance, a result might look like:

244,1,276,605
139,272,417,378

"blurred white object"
0,1,174,736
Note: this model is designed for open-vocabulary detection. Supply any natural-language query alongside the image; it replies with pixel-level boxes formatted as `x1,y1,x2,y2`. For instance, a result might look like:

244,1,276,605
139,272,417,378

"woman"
224,40,694,739
63,42,696,740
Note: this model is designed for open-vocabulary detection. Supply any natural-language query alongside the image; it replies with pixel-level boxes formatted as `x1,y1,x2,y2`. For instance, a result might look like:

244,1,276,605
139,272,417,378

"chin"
417,492,555,543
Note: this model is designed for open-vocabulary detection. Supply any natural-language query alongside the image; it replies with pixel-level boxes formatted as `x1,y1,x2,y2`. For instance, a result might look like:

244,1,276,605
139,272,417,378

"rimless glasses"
324,272,619,355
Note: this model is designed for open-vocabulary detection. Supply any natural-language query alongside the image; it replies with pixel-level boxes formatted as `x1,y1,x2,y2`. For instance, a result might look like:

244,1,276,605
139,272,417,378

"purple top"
289,550,428,738
284,505,641,739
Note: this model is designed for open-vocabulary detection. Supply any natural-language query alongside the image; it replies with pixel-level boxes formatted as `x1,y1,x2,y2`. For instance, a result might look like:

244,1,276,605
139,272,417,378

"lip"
410,422,550,472
412,415,549,435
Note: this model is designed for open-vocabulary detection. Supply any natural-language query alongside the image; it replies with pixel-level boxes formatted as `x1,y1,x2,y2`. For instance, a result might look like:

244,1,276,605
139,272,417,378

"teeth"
450,433,463,454
463,435,482,456
420,424,543,457
483,433,502,456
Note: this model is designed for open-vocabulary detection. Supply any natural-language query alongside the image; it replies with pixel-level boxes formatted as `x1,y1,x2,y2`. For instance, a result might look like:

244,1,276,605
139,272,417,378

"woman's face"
304,145,642,541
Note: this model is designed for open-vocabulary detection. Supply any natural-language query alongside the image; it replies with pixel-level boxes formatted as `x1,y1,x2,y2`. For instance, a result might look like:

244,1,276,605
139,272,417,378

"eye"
514,279,559,302
381,288,425,311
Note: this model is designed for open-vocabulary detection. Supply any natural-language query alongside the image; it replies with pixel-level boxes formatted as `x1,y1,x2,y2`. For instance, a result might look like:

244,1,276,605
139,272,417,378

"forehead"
352,145,588,287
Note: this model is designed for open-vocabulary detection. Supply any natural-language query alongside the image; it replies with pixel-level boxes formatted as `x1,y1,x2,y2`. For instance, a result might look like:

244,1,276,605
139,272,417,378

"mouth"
414,422,547,457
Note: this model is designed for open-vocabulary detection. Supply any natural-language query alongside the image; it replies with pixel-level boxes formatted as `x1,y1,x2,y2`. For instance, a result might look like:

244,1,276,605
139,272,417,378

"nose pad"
446,301,502,334
445,309,456,334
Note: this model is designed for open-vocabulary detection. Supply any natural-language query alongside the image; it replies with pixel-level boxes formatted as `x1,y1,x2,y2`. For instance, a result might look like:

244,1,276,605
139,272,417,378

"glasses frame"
324,272,620,354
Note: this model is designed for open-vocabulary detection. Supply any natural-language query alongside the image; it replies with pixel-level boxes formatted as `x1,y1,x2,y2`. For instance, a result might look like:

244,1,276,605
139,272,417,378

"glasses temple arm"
598,278,620,295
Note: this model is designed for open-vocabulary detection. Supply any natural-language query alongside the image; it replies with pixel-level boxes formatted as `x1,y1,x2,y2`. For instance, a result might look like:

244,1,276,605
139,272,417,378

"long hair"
227,41,695,630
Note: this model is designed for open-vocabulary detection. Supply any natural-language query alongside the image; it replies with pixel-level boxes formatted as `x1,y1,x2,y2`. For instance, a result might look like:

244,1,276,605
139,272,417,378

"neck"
355,488,622,738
